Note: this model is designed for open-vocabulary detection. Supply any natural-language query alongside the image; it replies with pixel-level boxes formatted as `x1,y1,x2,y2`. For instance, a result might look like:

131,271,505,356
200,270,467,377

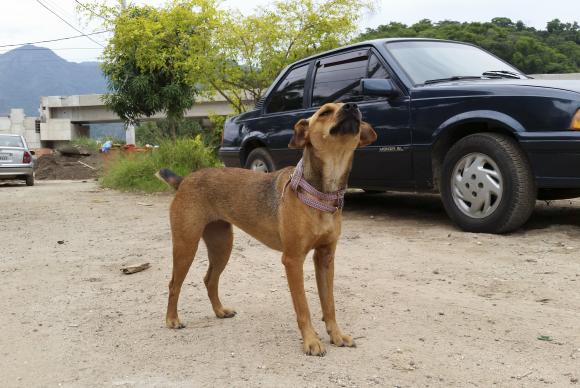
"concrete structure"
40,93,250,124
36,92,253,146
0,109,41,148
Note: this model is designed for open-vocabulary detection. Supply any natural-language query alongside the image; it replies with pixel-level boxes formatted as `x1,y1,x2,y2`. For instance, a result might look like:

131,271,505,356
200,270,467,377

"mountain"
0,45,108,116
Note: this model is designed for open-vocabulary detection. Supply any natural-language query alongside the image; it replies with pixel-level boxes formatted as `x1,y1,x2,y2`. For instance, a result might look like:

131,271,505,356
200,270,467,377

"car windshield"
386,41,524,85
0,136,24,148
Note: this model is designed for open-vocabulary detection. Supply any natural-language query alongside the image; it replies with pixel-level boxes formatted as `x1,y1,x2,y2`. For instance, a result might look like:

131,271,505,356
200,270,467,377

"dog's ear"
358,121,377,147
289,119,309,149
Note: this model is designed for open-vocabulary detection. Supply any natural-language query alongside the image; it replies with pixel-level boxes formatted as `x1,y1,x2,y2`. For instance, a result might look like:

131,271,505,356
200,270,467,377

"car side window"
266,64,309,113
368,53,390,79
311,50,369,107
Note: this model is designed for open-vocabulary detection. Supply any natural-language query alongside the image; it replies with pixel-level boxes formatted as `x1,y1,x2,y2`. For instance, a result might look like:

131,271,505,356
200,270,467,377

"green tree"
208,0,374,112
82,0,224,139
81,0,372,127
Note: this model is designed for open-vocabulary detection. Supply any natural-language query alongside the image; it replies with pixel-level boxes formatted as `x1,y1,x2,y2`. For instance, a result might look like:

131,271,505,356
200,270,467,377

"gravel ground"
0,179,579,387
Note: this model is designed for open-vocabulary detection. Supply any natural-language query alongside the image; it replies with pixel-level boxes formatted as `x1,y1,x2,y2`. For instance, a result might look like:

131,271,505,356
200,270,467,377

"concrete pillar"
9,109,25,136
126,123,136,145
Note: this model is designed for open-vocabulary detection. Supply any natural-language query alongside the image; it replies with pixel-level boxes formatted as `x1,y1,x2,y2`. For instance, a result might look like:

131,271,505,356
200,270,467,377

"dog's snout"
343,103,358,112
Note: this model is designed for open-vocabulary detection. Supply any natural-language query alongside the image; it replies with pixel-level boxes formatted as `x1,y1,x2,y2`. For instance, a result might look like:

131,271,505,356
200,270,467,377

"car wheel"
245,148,275,173
440,133,536,233
25,174,34,186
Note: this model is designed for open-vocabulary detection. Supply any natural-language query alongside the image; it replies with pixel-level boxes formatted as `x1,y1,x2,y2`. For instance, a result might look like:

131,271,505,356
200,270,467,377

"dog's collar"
287,159,346,213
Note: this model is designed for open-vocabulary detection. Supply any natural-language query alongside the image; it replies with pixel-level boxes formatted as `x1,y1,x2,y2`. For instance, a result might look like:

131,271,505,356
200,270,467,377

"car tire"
440,133,536,234
25,174,34,186
244,148,276,173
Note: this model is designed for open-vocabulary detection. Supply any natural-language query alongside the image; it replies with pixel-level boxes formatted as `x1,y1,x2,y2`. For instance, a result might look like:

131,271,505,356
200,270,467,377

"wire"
74,0,110,22
35,0,105,47
44,0,79,23
0,31,109,48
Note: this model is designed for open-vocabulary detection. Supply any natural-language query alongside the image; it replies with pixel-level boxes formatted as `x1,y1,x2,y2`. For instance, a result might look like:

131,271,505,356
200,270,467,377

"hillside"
0,45,107,116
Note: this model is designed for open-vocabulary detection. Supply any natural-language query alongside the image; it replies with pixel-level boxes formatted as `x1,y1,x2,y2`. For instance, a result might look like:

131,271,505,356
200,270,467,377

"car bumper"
0,165,33,179
218,147,242,168
519,132,580,188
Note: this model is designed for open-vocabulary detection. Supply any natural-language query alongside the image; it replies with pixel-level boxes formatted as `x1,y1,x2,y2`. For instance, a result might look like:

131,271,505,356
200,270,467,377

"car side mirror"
360,78,399,99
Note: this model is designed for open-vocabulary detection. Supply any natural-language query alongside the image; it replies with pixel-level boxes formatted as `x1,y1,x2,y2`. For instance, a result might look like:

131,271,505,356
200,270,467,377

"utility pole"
121,0,136,145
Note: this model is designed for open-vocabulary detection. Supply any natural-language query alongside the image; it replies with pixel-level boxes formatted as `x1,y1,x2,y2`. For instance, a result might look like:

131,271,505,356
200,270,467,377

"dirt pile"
35,151,103,180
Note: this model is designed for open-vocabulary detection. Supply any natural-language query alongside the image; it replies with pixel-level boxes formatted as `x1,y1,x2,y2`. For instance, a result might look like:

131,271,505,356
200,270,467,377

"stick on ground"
121,263,151,275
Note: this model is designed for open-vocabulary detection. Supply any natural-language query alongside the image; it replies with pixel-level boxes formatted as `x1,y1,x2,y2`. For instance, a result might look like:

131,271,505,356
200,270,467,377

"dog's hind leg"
202,220,236,319
166,225,203,329
313,244,355,348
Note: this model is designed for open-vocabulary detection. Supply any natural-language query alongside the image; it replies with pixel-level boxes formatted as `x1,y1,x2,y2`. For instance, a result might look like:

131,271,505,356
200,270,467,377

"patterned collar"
286,159,346,213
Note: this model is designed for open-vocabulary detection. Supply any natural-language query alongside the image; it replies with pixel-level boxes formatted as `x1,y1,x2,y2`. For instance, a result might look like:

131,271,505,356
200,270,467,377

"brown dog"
157,102,377,356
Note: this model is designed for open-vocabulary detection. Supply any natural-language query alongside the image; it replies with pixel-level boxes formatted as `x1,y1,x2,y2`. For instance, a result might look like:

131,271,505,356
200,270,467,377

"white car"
0,134,35,186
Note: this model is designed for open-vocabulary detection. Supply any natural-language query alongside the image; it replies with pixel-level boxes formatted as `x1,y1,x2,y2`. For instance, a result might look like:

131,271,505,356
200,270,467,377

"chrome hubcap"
451,152,503,219
250,159,269,173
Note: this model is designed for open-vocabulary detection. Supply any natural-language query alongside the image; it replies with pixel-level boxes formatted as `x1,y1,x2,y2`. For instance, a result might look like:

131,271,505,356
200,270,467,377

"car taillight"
23,151,31,164
571,109,580,130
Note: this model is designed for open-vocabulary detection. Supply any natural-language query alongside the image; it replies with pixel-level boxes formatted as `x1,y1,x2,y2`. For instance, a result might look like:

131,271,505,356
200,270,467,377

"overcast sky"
0,0,578,62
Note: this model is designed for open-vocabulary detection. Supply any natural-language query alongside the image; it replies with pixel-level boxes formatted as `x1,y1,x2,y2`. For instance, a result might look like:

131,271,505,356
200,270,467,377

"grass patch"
100,136,222,192
71,137,100,151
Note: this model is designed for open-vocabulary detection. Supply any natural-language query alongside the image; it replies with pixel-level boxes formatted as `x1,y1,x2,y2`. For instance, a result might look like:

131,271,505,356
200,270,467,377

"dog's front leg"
282,253,326,356
313,245,355,348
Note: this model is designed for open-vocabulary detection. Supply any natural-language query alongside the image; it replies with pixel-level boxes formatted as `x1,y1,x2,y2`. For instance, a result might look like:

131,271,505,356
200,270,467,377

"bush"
136,117,225,153
100,136,222,192
71,137,100,151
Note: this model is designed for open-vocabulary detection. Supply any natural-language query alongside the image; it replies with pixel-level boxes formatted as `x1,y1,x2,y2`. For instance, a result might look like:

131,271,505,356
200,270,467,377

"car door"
243,63,313,169
309,49,413,188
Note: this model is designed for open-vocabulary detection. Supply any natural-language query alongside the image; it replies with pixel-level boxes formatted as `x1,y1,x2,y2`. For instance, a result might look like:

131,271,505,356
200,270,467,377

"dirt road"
1,180,579,387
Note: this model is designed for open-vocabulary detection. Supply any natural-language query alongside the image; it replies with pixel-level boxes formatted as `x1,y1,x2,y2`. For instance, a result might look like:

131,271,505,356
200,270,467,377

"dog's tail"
155,168,183,190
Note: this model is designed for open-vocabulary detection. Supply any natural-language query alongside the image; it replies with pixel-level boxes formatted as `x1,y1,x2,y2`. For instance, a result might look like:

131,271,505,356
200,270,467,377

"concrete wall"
23,117,40,148
40,119,74,141
0,117,10,133
530,73,580,80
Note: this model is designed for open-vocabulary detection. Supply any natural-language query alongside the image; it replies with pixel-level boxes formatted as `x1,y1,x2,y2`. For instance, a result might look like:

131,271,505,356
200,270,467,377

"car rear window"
311,50,369,107
0,136,24,147
266,64,309,113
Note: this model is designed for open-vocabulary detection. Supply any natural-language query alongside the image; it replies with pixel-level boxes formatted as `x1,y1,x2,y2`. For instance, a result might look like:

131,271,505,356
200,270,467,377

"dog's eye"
319,110,332,117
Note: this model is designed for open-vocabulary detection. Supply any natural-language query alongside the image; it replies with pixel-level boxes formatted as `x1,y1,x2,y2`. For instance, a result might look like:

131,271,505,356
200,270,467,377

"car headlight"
572,109,580,130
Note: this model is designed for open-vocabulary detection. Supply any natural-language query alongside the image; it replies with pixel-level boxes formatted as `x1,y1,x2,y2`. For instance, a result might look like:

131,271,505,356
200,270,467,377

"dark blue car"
219,38,580,233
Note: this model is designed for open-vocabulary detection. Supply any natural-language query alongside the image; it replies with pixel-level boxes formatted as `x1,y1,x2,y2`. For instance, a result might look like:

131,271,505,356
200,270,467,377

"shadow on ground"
344,191,580,232
0,180,27,188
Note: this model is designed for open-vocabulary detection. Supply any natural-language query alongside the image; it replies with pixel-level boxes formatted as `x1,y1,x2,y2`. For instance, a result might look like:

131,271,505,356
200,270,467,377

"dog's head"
289,103,377,151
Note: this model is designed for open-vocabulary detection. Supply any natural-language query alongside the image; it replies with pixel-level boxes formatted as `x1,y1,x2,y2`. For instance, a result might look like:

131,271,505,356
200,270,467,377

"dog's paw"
303,337,326,357
215,307,236,319
166,318,185,329
330,333,356,348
